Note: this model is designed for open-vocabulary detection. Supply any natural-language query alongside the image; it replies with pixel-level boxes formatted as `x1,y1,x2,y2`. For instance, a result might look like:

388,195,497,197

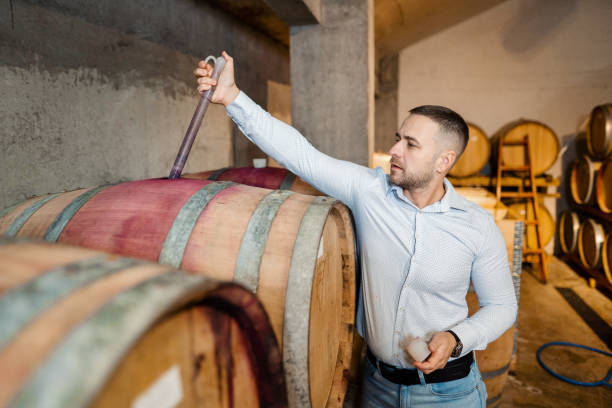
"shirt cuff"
450,320,480,357
226,91,258,129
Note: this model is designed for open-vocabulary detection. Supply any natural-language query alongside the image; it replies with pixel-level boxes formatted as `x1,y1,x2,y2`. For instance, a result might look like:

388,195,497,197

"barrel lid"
579,219,604,268
500,120,558,175
576,155,597,203
560,211,579,254
588,104,612,158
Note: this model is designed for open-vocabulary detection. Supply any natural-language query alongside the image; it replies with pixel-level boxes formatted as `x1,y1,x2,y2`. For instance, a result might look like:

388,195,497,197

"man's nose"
389,141,401,157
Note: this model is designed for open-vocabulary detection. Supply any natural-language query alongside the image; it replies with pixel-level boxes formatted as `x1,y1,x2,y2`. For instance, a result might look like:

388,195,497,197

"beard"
390,163,435,190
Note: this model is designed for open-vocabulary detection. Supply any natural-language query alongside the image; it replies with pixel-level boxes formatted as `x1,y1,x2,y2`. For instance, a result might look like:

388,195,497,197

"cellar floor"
498,256,611,407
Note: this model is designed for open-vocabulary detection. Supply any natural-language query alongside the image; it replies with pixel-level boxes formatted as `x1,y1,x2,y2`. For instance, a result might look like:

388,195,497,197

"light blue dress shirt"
227,91,518,368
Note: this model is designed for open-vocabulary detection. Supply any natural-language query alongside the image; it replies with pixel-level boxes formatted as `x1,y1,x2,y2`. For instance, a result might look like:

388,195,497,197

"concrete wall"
375,54,398,154
0,0,289,209
396,0,612,253
290,0,374,166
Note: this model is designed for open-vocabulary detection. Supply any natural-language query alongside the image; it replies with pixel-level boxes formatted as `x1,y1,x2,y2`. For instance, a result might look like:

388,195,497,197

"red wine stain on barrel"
209,309,234,408
202,286,288,408
191,353,204,383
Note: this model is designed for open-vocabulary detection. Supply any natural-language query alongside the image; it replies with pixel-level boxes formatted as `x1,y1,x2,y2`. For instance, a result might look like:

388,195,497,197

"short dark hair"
409,105,469,155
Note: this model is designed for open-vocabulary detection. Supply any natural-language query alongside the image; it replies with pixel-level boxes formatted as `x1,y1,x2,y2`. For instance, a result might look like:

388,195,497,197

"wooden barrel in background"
570,155,602,205
466,219,523,407
507,202,554,249
603,233,612,285
587,103,612,159
185,167,322,196
371,152,391,174
595,158,612,213
448,123,490,178
577,218,606,269
0,178,356,408
0,237,284,408
492,120,559,175
558,211,580,254
455,187,508,221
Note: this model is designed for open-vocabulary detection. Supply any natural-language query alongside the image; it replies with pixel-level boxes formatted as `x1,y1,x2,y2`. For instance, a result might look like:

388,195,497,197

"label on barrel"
132,364,183,408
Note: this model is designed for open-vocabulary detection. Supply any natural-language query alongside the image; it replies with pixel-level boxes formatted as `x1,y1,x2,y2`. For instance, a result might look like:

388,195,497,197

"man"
195,52,517,407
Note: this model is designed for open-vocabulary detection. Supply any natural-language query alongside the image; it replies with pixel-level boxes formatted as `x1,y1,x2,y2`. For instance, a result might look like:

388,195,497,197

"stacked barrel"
0,176,358,407
560,103,612,285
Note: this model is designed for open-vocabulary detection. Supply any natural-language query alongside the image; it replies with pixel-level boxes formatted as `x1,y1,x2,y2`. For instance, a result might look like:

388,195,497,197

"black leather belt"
367,348,473,385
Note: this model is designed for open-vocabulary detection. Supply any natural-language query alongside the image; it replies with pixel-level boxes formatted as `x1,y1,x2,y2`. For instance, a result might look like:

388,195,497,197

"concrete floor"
499,257,612,407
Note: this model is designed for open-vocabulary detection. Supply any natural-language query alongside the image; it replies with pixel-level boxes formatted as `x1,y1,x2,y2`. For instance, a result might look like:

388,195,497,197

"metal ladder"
495,134,548,282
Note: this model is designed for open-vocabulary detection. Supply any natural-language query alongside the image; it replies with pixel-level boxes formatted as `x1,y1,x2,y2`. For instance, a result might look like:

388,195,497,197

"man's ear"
437,150,456,174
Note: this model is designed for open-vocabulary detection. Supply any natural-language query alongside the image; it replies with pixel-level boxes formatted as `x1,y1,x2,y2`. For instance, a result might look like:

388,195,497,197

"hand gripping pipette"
168,55,226,180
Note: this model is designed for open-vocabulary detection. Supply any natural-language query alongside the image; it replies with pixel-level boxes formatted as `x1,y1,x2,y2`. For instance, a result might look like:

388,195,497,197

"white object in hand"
253,158,267,168
407,337,431,362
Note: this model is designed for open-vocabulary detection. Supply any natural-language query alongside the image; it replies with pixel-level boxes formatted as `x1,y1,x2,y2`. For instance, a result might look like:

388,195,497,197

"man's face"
389,114,441,190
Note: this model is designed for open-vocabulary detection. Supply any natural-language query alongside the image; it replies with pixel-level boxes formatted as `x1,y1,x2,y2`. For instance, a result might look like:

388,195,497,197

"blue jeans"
360,356,487,407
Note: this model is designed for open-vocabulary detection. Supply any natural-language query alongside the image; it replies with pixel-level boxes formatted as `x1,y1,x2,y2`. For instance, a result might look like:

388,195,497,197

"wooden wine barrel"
577,218,606,269
0,237,285,408
449,123,490,177
185,167,322,196
492,120,559,175
587,104,612,159
507,202,554,249
558,211,580,254
595,158,612,213
570,155,602,205
372,152,391,174
603,233,612,285
466,219,523,407
187,167,364,400
0,178,356,408
455,187,508,221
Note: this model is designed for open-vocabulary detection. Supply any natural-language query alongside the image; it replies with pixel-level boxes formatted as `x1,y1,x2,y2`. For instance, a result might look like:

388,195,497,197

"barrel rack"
563,203,612,298
447,174,561,192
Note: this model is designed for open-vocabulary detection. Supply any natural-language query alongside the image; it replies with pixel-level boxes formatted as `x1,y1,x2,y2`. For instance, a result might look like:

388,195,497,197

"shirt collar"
386,177,469,212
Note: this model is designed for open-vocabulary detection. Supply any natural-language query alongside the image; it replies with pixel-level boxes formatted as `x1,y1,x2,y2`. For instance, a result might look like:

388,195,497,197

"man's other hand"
412,331,456,374
194,51,240,107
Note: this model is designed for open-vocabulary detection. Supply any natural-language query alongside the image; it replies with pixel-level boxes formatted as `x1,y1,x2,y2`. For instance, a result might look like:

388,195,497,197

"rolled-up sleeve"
451,217,518,354
226,91,373,208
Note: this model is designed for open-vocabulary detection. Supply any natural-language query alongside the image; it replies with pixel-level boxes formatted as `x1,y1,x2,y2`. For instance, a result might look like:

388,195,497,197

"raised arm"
194,52,375,207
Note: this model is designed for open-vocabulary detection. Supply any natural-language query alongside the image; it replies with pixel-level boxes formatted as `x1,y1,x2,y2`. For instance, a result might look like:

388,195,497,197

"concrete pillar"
290,0,374,166
375,53,399,154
